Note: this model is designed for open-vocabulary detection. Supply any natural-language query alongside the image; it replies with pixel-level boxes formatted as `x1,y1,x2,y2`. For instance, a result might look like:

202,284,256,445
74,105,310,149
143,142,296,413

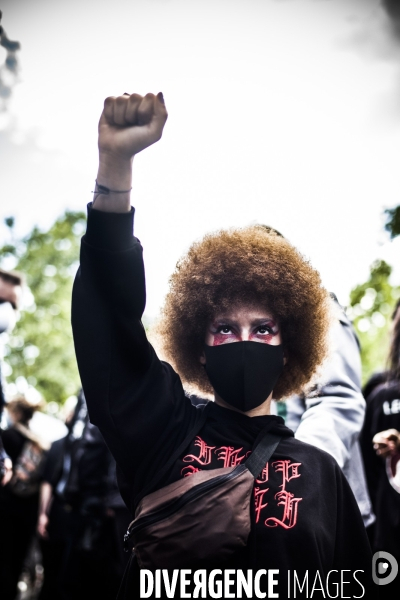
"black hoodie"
361,379,400,557
72,205,376,599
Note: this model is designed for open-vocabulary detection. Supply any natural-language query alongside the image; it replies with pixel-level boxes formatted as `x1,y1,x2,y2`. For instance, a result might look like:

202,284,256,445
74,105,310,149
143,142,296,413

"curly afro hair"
158,225,331,400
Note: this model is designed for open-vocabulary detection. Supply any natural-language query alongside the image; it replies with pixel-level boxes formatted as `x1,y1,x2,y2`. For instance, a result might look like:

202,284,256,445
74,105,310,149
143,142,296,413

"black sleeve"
42,438,65,486
1,428,25,463
0,362,6,469
359,394,382,511
0,435,6,476
72,205,199,503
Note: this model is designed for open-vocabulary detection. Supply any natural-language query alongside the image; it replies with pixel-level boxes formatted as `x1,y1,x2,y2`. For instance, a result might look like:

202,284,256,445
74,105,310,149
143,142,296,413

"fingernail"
157,92,165,105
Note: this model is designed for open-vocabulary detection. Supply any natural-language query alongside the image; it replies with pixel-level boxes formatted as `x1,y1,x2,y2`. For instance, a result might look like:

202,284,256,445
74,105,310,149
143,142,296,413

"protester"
361,300,400,598
363,370,390,401
37,390,130,600
0,432,11,485
0,395,49,600
0,365,12,485
37,434,67,600
0,268,23,486
285,296,374,528
72,91,375,598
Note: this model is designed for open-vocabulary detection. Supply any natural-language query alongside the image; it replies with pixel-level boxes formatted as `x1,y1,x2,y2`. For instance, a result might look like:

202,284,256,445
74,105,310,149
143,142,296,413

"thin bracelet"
92,180,132,202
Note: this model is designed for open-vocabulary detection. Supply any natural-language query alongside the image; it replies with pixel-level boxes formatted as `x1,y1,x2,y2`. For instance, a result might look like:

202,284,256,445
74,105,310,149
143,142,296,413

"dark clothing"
0,362,6,478
361,379,400,544
39,437,71,600
361,378,400,600
362,371,391,400
38,535,69,600
38,436,72,600
0,427,40,600
42,436,64,488
59,421,110,511
72,205,376,598
0,436,6,479
1,425,26,463
39,419,130,600
0,426,39,520
0,360,6,418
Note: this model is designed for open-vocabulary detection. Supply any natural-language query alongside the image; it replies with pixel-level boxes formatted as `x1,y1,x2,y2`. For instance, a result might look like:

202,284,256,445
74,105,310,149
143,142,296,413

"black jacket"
361,378,400,557
72,205,376,599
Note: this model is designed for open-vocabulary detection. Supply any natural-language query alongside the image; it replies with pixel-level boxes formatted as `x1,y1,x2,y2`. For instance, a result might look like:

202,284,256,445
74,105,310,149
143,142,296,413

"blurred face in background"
0,274,22,334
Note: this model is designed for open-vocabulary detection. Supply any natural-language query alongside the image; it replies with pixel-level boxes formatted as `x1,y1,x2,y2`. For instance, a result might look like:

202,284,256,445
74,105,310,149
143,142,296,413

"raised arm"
72,93,199,506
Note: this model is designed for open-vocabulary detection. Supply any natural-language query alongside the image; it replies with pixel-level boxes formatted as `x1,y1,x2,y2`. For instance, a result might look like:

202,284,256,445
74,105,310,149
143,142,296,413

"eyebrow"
212,317,278,327
251,318,277,325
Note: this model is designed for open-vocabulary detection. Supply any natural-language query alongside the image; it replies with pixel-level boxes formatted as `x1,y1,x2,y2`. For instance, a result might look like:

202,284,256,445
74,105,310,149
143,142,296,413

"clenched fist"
94,91,168,212
99,92,168,159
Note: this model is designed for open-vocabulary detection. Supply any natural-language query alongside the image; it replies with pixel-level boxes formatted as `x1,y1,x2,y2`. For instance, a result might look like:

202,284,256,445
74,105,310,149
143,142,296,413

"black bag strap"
245,431,282,479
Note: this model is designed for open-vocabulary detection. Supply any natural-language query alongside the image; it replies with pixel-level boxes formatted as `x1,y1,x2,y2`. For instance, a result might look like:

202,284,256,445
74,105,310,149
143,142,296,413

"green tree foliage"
348,260,400,384
0,211,86,404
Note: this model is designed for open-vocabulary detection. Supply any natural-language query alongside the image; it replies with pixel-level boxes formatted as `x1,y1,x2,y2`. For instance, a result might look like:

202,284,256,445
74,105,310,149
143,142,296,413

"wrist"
97,152,133,190
94,152,133,213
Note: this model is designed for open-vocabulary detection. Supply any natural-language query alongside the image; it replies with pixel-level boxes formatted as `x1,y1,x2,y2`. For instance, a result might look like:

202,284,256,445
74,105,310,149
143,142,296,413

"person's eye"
256,325,275,335
217,325,233,334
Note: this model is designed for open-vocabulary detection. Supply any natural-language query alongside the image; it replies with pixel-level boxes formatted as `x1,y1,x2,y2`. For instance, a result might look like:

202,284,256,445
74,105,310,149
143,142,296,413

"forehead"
211,302,277,323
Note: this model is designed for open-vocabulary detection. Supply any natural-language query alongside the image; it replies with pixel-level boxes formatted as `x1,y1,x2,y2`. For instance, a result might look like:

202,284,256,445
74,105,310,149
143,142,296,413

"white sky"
2,0,400,316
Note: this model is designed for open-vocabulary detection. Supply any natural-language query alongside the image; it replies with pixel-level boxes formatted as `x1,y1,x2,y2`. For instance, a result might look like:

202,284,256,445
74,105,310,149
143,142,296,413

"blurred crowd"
0,268,130,600
0,261,400,599
0,388,131,600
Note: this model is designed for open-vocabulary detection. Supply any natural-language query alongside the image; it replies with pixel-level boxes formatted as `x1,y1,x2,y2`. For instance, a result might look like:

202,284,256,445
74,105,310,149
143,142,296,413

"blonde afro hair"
159,225,331,400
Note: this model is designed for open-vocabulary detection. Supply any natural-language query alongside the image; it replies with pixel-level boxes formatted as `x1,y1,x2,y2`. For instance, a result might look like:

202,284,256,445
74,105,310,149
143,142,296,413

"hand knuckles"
129,93,142,103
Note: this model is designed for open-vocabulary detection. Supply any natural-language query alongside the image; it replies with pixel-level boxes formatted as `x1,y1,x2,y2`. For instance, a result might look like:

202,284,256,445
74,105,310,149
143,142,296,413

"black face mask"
203,341,284,412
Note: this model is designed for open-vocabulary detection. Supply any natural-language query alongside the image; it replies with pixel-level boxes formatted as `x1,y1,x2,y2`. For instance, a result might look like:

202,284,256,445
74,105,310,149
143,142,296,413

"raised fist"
98,92,168,159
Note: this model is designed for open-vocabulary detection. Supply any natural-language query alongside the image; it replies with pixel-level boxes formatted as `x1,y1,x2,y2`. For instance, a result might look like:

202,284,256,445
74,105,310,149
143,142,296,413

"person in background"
362,371,390,402
37,390,131,600
284,295,374,529
0,268,22,486
361,300,400,599
0,431,11,485
0,395,49,600
37,433,67,600
36,396,80,600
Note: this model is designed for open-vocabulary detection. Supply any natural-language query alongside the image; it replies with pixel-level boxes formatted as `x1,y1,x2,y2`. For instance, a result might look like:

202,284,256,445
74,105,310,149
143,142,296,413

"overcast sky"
1,0,400,316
